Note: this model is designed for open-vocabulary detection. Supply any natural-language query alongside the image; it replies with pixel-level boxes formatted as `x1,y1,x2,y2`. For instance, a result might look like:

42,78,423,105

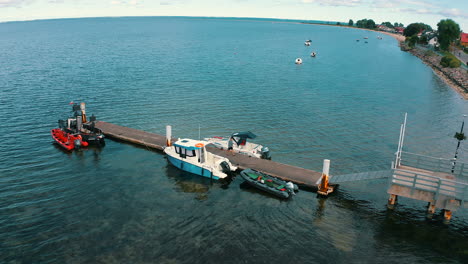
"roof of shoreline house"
461,33,468,43
394,27,404,33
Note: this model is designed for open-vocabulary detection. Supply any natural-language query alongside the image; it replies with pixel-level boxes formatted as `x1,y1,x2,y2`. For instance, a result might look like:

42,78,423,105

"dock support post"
388,194,398,208
426,202,436,218
166,125,172,147
444,210,452,221
317,159,333,196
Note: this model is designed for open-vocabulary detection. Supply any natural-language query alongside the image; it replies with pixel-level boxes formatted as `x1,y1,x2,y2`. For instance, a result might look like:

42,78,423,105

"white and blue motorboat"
204,131,271,159
164,138,237,180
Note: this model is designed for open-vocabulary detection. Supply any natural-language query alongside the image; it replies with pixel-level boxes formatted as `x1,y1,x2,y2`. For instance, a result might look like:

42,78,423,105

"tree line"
347,18,461,52
347,19,403,29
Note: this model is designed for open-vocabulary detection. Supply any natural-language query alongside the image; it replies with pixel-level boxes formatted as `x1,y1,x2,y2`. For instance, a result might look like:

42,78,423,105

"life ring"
195,143,204,148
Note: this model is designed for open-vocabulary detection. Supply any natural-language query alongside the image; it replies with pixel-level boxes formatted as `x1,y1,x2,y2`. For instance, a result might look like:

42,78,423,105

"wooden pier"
90,121,325,190
388,151,468,220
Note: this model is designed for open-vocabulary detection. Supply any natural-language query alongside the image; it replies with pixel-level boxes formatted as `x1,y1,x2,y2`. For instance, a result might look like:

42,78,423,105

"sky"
0,0,467,31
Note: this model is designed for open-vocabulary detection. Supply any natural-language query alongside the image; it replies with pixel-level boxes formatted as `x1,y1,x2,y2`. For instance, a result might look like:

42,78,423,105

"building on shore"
428,37,439,49
394,27,405,34
461,33,468,47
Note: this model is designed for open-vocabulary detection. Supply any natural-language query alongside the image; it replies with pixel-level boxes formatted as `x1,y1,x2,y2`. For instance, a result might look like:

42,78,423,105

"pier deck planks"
93,121,321,189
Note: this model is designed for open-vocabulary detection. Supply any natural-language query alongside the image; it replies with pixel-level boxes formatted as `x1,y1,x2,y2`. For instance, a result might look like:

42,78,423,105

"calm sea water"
1,17,468,263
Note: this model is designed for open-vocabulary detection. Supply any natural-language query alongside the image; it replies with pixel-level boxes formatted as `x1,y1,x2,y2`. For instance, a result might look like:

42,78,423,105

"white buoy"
304,42,311,46
310,52,316,57
166,125,172,146
295,58,302,64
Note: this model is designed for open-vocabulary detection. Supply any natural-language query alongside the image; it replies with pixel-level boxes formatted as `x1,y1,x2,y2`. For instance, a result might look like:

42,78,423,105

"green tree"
367,19,376,29
348,19,353,26
440,54,461,68
407,35,418,48
419,35,428,45
382,22,394,28
356,19,376,29
394,22,399,27
398,23,404,27
404,23,432,37
437,19,461,51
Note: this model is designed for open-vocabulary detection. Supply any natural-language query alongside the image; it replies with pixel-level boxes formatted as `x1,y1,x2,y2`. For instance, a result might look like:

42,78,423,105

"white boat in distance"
164,138,237,180
204,131,271,159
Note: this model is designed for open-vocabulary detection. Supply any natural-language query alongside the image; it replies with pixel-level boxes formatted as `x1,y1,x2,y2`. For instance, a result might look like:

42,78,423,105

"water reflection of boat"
205,131,271,159
164,138,237,180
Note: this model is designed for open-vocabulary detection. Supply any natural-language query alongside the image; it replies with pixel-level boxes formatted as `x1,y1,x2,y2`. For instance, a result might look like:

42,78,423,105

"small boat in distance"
240,169,298,199
364,37,368,39
51,128,88,151
205,131,271,159
304,39,312,46
295,58,302,64
164,138,237,180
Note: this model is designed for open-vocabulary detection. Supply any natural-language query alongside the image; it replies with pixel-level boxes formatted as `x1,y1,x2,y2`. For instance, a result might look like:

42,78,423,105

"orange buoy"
195,143,204,148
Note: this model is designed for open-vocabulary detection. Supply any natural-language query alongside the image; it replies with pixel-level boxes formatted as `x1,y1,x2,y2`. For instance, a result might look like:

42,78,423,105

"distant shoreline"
303,22,468,99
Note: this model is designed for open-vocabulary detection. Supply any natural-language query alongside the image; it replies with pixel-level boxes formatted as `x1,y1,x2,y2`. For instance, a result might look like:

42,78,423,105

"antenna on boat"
199,124,201,140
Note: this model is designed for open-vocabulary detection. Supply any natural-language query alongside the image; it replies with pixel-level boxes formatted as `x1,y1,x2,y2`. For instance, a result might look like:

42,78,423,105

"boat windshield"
175,146,196,157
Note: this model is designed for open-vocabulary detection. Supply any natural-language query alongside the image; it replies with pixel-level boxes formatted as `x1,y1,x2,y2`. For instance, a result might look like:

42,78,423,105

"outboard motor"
285,182,295,194
220,161,232,176
261,146,271,160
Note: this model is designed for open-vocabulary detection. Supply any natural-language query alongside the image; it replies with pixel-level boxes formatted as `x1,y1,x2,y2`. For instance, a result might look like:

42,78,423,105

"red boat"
51,128,88,151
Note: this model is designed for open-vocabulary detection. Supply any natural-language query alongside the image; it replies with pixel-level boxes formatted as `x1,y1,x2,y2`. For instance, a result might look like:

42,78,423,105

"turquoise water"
1,17,467,263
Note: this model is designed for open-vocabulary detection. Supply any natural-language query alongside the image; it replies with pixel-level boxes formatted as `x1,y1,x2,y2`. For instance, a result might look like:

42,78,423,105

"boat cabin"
173,139,208,163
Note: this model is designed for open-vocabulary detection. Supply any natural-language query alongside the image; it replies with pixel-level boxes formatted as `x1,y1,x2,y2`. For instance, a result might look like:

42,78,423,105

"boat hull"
240,169,297,199
64,128,105,146
51,128,88,151
167,155,220,180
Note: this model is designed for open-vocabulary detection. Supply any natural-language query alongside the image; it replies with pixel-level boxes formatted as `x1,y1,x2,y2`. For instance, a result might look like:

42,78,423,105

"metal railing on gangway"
398,151,468,181
390,168,468,206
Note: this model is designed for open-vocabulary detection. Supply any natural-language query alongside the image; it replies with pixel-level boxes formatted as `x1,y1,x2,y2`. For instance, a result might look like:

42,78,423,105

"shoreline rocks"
401,42,468,99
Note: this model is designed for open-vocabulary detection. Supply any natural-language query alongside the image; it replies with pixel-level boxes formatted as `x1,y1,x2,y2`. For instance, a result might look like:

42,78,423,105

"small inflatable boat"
51,128,88,151
240,169,298,199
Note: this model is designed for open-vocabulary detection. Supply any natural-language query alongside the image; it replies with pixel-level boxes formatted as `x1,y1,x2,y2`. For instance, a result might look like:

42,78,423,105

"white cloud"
0,0,32,7
301,0,362,7
110,0,142,6
439,8,468,19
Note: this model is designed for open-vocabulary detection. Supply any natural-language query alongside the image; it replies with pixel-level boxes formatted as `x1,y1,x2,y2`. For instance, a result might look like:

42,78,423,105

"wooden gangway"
90,121,323,190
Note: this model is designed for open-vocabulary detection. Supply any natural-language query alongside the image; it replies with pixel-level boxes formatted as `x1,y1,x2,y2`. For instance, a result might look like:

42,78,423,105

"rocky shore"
400,42,468,99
